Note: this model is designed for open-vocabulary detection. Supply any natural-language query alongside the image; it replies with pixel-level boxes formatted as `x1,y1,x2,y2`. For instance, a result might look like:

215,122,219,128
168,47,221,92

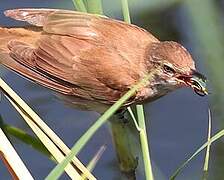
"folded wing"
3,8,159,104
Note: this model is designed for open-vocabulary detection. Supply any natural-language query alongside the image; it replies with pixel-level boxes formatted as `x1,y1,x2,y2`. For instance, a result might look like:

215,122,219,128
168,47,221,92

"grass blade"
2,124,53,159
85,0,103,14
121,0,154,179
46,71,154,180
87,145,106,171
0,78,95,180
72,0,87,12
7,97,81,179
127,107,141,131
202,109,211,180
81,145,106,179
0,127,34,179
137,105,154,180
170,109,221,180
121,0,131,23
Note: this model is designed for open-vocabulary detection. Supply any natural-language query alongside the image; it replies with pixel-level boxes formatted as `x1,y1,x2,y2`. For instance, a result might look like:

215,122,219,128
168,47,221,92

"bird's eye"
163,64,175,75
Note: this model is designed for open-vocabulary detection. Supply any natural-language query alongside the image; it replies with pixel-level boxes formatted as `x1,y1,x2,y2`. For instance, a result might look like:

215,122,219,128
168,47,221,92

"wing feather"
3,8,159,104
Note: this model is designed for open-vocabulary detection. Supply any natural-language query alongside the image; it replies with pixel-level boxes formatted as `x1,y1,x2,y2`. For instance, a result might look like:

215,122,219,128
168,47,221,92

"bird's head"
146,41,207,97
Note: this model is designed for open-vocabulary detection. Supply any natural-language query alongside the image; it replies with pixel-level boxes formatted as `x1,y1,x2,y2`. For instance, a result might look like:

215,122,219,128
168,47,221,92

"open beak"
178,70,208,96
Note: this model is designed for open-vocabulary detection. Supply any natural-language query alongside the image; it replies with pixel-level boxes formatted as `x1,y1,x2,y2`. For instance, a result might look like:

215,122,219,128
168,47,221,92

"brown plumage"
0,9,207,112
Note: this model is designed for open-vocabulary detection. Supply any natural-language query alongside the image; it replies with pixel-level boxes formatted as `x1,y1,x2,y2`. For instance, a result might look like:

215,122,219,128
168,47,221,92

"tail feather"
8,40,36,69
0,27,72,94
0,51,72,94
0,27,40,51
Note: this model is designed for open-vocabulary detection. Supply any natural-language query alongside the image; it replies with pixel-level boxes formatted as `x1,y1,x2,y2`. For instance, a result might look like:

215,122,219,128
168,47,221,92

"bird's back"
0,9,159,112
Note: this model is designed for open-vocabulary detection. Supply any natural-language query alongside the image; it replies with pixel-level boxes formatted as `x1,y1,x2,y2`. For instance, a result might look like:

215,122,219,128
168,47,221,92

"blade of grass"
203,110,212,171
85,0,103,14
121,0,154,179
81,145,106,179
121,0,131,23
136,105,154,180
127,107,141,131
202,109,211,180
170,109,223,180
0,78,95,180
0,116,51,158
87,145,106,171
0,127,34,179
72,0,87,12
6,96,81,179
82,145,106,180
2,124,53,159
46,71,155,180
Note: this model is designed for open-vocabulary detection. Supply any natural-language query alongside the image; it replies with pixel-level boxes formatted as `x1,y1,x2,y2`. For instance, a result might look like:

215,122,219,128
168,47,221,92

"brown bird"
0,8,207,113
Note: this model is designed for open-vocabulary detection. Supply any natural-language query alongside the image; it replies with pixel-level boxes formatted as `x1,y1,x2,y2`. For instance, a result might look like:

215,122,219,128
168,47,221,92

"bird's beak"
177,70,208,96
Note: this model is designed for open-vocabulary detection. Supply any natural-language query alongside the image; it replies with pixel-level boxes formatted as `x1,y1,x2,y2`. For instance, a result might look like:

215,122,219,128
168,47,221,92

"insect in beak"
189,74,208,96
178,70,208,96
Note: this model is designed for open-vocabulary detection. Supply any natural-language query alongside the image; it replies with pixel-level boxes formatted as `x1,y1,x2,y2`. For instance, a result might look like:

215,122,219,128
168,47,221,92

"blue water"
0,1,211,180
